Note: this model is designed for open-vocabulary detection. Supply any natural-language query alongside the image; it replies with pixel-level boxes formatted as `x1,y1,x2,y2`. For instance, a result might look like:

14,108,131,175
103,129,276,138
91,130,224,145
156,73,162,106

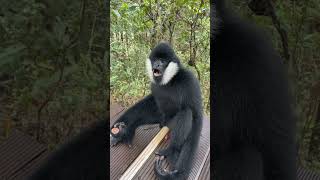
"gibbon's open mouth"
153,69,162,77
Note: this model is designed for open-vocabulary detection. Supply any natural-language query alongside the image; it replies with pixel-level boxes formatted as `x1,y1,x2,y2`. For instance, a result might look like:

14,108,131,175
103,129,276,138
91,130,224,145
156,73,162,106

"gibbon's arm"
110,94,163,146
112,94,162,127
28,120,107,180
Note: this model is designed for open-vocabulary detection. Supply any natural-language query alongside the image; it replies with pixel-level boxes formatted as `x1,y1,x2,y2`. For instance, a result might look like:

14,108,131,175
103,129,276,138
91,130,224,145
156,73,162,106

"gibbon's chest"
152,86,181,117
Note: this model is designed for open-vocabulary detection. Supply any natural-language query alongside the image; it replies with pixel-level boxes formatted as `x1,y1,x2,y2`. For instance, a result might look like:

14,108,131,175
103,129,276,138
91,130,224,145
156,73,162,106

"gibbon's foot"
155,157,178,177
155,148,172,158
110,135,133,148
159,121,165,128
164,133,170,141
110,122,127,147
126,142,133,148
110,134,121,147
155,155,165,160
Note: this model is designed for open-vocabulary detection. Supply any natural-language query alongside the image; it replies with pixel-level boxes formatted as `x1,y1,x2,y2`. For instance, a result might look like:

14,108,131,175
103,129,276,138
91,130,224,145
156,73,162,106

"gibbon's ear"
160,62,179,85
146,58,155,83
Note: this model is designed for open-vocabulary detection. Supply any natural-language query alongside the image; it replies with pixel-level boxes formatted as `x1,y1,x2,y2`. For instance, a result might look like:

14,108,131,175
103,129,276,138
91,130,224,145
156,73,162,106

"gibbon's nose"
153,60,163,69
152,60,164,77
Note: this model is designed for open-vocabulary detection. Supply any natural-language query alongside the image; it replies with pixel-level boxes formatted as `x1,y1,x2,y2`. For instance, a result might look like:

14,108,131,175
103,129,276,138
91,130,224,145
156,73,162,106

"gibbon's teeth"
154,72,162,77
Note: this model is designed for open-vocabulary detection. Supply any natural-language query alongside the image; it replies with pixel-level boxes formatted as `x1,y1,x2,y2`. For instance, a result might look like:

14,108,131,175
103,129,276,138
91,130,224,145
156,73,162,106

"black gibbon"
211,1,296,179
110,42,203,180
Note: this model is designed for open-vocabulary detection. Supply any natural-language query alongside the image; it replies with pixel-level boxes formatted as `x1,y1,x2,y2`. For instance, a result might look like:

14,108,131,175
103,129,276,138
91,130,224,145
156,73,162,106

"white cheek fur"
161,62,178,85
145,59,179,85
146,58,155,83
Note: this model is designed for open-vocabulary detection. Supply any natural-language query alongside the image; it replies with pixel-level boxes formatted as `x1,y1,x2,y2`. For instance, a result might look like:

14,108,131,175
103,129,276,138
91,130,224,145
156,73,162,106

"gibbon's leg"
155,108,201,180
155,108,192,157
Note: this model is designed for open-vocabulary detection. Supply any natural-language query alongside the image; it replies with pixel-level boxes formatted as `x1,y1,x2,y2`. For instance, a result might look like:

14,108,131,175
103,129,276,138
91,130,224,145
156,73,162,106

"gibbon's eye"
153,69,162,77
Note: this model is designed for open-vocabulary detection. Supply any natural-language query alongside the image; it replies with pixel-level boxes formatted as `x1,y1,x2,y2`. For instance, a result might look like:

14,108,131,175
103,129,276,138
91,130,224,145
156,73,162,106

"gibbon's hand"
110,122,132,148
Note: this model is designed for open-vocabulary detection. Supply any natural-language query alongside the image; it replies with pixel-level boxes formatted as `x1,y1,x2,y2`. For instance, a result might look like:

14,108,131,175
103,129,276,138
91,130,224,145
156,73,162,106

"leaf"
128,5,138,12
303,34,315,41
120,3,129,11
112,9,121,18
37,62,55,71
54,17,67,43
31,64,79,98
63,64,79,78
0,44,25,67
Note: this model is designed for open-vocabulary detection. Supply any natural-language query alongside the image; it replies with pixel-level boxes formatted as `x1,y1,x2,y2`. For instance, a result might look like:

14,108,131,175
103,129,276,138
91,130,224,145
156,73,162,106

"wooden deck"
0,130,49,180
110,103,320,180
0,103,318,179
109,103,211,180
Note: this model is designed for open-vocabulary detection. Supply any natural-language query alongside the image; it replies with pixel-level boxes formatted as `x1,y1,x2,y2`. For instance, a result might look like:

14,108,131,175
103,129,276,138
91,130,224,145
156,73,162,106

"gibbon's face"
146,58,179,85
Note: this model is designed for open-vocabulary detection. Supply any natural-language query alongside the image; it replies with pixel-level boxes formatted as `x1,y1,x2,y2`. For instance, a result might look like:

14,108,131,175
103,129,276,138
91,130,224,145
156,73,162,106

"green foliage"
0,0,107,148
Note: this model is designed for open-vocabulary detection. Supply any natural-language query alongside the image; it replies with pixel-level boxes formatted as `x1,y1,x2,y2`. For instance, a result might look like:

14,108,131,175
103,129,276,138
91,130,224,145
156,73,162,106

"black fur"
211,1,296,180
110,42,203,180
27,120,107,180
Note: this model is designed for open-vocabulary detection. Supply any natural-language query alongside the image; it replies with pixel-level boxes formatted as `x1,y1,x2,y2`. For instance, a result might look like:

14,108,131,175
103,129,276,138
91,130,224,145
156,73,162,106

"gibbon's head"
146,42,180,85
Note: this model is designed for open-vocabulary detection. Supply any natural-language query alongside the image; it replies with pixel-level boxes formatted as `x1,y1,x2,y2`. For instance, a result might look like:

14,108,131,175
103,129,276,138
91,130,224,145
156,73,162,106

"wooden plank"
110,103,125,120
110,124,160,179
197,151,210,180
188,117,210,180
11,151,49,180
119,127,169,180
0,130,47,179
195,147,210,180
298,166,320,180
110,107,161,180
